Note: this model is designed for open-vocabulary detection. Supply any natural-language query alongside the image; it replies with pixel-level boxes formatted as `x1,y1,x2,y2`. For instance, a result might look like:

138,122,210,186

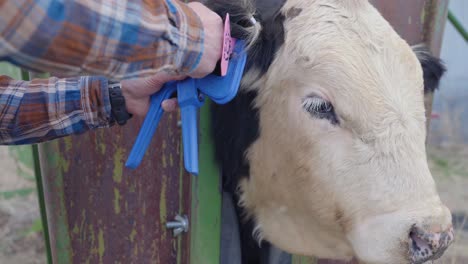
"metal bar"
189,100,222,264
26,70,54,264
32,144,53,264
38,140,73,263
421,1,450,133
448,10,468,42
184,0,223,262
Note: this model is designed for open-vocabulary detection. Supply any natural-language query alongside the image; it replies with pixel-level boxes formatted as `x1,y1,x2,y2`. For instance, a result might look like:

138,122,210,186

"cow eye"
302,96,339,124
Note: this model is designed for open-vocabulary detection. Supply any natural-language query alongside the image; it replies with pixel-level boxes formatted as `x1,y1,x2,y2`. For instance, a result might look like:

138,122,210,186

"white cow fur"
237,0,452,263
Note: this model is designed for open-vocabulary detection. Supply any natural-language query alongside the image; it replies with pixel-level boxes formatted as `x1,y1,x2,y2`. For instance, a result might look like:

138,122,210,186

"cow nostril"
409,227,431,261
408,225,454,264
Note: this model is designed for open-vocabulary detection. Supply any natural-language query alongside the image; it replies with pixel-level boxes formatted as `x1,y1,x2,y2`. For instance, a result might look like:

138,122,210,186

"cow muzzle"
409,224,454,264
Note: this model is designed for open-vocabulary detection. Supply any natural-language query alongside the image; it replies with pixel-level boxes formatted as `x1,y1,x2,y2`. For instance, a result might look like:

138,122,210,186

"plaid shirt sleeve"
0,0,205,144
0,75,112,145
0,0,204,80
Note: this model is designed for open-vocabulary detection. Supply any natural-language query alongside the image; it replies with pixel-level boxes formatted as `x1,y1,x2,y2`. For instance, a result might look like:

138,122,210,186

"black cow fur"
205,0,287,263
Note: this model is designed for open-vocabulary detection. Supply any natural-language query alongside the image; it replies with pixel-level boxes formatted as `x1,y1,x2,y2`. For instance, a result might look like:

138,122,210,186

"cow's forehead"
274,0,426,134
280,0,423,86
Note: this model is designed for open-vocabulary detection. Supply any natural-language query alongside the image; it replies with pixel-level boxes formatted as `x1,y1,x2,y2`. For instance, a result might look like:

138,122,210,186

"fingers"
143,71,186,94
147,71,186,86
186,2,223,78
121,70,184,117
162,98,178,112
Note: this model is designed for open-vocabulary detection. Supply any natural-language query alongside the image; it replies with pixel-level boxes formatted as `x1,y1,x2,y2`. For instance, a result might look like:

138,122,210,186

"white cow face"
233,1,454,263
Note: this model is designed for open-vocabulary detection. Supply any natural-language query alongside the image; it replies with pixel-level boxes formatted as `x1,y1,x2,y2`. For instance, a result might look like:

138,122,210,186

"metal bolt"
166,214,189,236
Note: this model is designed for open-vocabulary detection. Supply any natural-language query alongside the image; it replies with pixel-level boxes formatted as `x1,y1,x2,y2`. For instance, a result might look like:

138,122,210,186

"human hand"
121,3,223,117
121,72,184,117
187,2,223,78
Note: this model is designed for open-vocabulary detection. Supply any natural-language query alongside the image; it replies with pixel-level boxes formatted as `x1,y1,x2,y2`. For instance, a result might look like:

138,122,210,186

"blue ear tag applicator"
125,14,247,176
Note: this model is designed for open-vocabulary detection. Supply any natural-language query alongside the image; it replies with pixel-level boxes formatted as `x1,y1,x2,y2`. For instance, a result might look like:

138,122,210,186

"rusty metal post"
38,112,193,263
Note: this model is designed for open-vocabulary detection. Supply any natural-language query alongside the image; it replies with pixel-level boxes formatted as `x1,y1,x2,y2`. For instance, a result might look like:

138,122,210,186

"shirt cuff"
80,76,113,129
163,0,205,75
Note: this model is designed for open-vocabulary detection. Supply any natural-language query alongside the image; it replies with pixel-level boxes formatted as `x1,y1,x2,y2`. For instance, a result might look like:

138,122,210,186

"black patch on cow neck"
205,1,286,263
413,46,447,94
206,0,286,192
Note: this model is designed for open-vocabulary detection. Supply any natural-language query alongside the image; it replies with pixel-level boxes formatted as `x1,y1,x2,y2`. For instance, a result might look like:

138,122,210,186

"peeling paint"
80,210,86,240
421,7,426,24
162,153,167,168
99,143,106,155
160,173,168,239
98,131,106,155
113,148,124,183
114,188,121,214
61,158,70,173
88,224,95,245
98,229,105,262
129,229,137,243
64,137,73,152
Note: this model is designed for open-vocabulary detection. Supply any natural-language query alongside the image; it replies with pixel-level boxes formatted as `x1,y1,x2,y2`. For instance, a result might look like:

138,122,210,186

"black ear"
413,45,447,94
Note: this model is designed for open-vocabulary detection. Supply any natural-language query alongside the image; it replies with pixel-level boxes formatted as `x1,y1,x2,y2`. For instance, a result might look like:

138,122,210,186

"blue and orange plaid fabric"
0,75,111,144
0,0,205,144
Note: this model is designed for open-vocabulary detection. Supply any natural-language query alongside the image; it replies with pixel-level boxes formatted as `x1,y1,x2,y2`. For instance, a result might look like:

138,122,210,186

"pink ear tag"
220,13,236,76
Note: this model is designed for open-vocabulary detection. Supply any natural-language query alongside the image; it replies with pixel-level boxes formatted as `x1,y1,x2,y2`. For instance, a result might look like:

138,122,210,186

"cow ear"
412,45,447,94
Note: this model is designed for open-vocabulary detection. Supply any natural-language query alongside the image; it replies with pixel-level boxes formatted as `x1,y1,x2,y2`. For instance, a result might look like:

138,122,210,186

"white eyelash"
302,96,331,113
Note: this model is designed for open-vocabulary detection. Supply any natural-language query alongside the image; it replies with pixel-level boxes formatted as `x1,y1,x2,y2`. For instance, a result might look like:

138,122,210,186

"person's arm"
0,0,221,80
0,70,185,145
0,75,113,145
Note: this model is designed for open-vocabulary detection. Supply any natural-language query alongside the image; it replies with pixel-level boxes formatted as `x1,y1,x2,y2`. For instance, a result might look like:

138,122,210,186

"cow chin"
238,178,356,261
238,162,453,264
243,200,453,264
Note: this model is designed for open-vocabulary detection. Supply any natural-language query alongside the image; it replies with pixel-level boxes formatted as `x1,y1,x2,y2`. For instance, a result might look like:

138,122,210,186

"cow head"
208,0,453,263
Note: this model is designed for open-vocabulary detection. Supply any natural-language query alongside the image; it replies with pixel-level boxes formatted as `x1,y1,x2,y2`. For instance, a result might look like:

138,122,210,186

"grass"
8,146,35,181
428,148,468,179
1,146,43,237
20,218,44,237
445,214,468,264
427,144,468,263
0,188,36,200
